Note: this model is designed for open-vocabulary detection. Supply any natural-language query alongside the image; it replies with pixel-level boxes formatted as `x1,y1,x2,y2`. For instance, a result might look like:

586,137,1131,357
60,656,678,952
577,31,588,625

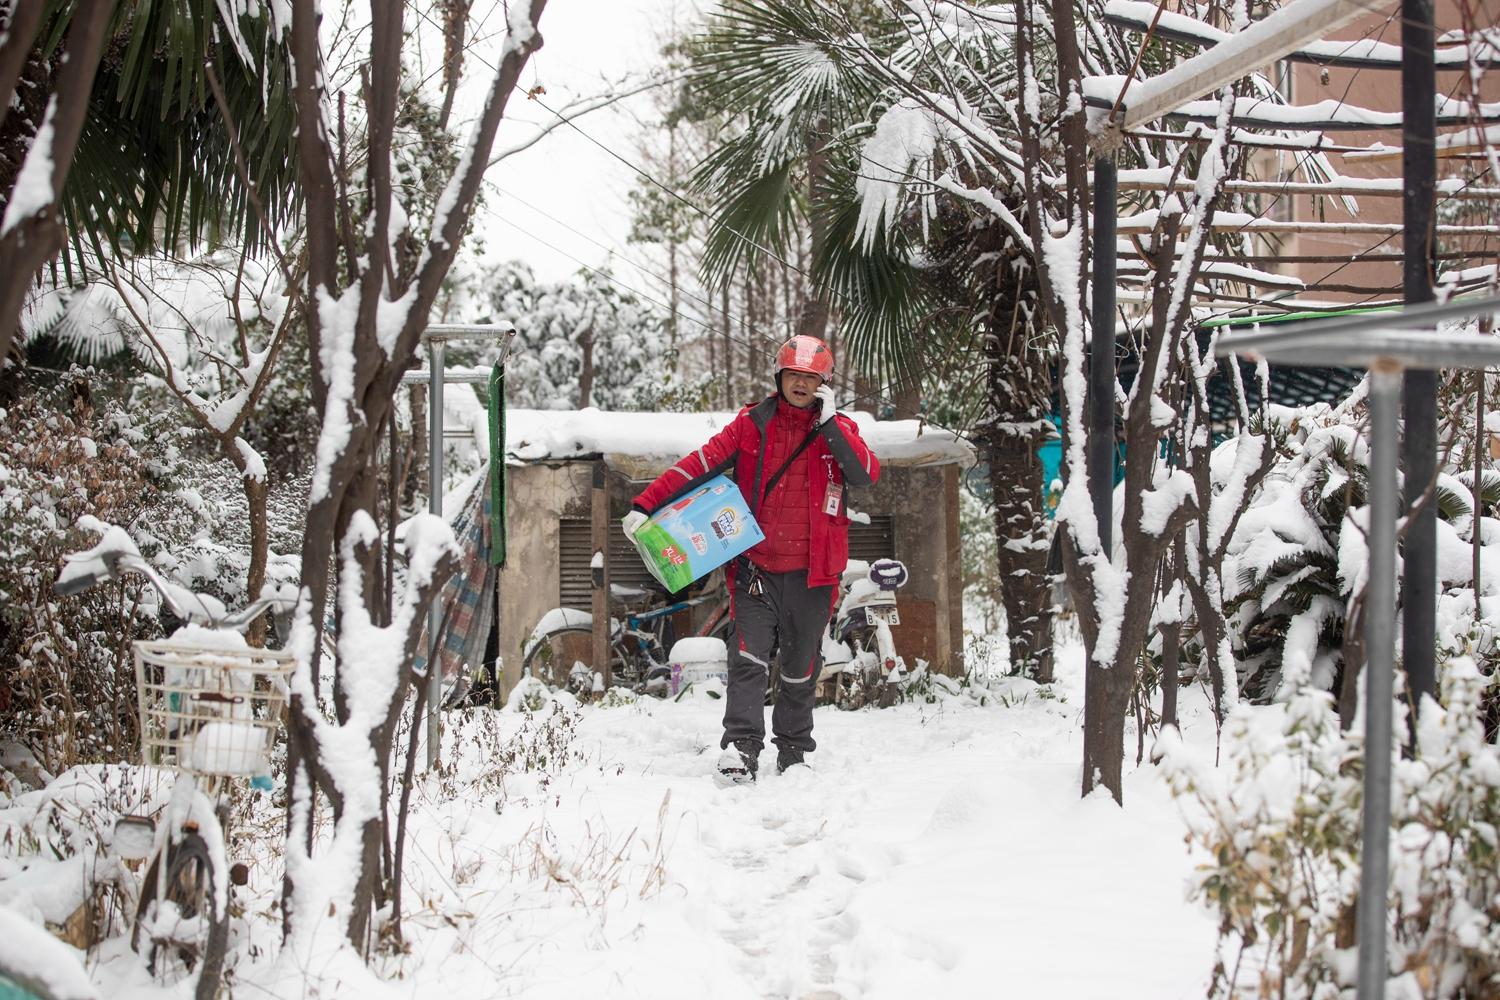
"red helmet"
774,335,834,382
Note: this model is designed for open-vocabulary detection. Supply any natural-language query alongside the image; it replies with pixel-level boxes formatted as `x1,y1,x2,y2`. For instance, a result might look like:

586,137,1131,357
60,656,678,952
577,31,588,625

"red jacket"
753,399,816,572
633,395,881,588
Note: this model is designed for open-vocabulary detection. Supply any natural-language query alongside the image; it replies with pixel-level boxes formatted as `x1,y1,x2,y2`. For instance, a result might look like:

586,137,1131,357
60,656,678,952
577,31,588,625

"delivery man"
623,335,881,782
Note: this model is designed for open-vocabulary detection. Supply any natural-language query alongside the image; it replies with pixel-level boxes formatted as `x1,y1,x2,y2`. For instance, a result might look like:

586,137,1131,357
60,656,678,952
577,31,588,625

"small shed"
497,408,976,695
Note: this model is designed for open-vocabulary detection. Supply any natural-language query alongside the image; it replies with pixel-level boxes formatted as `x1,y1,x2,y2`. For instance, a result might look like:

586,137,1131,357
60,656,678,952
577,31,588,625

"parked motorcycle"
821,557,910,708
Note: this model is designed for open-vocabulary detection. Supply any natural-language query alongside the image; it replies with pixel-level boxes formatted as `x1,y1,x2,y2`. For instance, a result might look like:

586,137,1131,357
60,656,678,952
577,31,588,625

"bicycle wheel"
134,831,228,998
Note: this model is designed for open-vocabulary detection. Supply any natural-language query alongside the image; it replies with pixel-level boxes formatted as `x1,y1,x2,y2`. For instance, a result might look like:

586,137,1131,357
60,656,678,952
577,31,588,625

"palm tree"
684,1,929,390
0,0,300,364
685,0,1058,677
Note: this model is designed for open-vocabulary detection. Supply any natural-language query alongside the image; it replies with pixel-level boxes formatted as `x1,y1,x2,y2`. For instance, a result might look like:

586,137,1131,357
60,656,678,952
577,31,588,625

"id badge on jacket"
822,481,842,516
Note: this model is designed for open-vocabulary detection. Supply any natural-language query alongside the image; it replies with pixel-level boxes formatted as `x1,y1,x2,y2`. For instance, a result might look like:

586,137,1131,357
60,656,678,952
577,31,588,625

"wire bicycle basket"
133,642,295,778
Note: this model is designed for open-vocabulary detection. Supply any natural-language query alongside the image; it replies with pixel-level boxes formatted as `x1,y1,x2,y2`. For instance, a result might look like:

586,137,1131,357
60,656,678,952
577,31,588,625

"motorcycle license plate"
865,607,900,626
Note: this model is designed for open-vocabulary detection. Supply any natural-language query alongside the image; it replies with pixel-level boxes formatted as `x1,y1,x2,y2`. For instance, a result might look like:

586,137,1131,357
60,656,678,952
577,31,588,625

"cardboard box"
632,475,764,592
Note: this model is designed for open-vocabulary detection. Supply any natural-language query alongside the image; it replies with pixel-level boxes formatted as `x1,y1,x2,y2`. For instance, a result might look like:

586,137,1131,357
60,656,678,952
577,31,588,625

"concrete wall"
856,464,964,675
496,461,595,694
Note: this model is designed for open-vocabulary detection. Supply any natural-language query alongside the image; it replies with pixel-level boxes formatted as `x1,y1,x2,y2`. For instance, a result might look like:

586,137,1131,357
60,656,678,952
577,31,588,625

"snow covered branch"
276,0,550,959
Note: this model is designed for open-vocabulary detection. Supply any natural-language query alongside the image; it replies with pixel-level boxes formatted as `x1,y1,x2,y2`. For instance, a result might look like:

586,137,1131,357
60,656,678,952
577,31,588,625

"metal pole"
590,462,611,688
1400,0,1437,732
425,339,445,770
1090,155,1118,555
1357,363,1401,1000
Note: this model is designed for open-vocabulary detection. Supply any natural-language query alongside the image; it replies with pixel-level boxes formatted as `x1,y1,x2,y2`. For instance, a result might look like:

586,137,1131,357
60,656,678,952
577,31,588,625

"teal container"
0,975,50,1000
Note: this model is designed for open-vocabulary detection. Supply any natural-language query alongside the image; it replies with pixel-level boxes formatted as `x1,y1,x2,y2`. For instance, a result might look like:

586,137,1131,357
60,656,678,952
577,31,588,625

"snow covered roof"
505,407,975,469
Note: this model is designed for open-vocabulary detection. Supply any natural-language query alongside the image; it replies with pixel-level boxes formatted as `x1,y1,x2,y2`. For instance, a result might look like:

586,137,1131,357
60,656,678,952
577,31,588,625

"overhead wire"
489,212,882,407
485,180,728,326
486,180,893,407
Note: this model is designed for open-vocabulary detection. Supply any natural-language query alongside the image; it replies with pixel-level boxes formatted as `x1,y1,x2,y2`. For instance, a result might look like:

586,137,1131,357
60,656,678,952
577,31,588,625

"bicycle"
55,532,294,1000
521,568,734,697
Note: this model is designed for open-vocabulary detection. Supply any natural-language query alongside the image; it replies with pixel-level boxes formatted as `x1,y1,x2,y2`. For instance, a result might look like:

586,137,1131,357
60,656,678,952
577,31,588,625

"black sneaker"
716,740,759,784
775,748,805,774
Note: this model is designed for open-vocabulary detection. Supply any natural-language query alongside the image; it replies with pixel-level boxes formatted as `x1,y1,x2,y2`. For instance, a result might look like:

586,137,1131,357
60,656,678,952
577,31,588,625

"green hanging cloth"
487,363,507,567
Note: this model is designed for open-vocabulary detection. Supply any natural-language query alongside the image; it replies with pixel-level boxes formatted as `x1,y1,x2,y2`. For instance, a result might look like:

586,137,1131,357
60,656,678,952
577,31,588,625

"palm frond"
811,176,936,388
1435,478,1474,523
692,0,882,125
31,0,300,270
694,148,802,291
1455,467,1500,511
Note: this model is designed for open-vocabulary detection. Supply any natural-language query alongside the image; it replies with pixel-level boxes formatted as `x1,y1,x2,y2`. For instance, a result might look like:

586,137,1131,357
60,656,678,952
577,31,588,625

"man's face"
781,370,822,407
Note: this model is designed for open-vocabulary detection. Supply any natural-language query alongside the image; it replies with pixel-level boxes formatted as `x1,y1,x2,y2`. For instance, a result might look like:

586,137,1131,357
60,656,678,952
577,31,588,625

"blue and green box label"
632,475,765,592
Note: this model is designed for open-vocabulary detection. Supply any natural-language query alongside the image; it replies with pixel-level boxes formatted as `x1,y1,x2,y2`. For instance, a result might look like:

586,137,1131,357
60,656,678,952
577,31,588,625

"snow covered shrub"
1166,658,1500,999
451,696,589,804
1223,407,1357,701
595,686,639,709
0,376,167,769
239,322,322,483
0,764,142,947
1223,398,1479,704
126,431,303,608
496,698,586,782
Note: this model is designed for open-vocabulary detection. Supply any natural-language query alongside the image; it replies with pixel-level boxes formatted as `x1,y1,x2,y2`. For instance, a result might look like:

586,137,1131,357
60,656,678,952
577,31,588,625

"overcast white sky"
473,0,697,286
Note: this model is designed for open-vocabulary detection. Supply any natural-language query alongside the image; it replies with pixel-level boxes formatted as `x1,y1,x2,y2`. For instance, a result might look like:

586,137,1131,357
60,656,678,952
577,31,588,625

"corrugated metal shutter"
850,515,896,563
559,518,661,609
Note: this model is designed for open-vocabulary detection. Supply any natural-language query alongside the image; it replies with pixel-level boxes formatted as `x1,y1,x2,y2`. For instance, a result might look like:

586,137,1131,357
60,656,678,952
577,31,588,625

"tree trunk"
743,267,755,397
1160,617,1180,730
1082,662,1132,801
893,379,921,419
578,323,595,407
245,475,270,647
1185,576,1228,723
794,123,831,342
706,287,717,388
409,383,428,510
667,128,680,358
978,221,1053,680
1160,534,1184,730
0,8,48,204
1339,594,1366,729
722,283,734,407
988,429,1053,680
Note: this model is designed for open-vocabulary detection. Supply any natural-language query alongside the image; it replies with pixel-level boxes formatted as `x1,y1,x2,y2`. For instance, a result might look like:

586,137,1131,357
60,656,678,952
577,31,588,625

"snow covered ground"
28,640,1226,999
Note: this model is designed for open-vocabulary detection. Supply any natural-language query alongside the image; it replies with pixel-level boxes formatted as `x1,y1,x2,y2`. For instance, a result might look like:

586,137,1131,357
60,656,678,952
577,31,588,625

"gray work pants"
721,565,835,754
